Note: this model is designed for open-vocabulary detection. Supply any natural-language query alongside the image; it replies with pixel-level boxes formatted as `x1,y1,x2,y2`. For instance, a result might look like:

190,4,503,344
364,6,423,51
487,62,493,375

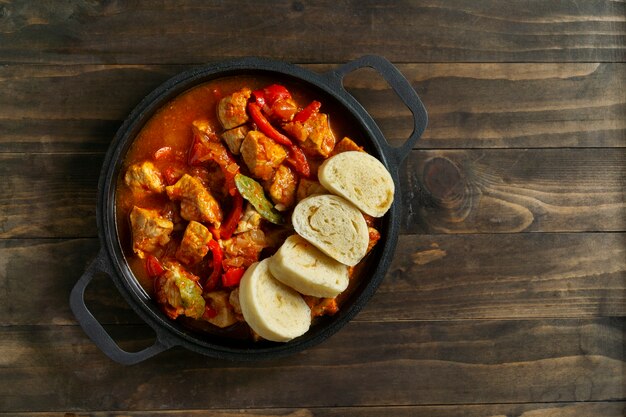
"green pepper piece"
234,173,284,225
174,275,205,319
162,262,206,319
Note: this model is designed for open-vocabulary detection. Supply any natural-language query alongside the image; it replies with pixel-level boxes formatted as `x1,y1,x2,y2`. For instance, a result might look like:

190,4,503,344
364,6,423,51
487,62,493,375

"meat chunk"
204,290,238,328
159,200,186,233
268,164,298,210
189,164,227,201
240,130,287,181
366,226,381,254
296,178,327,202
303,296,339,317
332,136,364,155
192,119,214,136
234,203,262,235
155,261,205,320
124,161,165,194
176,220,212,265
190,121,240,196
166,174,223,227
129,206,173,258
283,112,335,157
221,125,249,155
222,229,268,269
229,288,243,315
217,88,251,129
266,97,298,122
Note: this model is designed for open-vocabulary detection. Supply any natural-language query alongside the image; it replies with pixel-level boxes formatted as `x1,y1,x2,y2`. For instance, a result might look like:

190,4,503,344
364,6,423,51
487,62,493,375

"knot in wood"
423,157,465,202
422,156,474,223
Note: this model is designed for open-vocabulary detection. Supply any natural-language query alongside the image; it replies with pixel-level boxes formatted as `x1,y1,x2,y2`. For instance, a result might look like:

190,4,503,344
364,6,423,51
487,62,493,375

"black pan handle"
70,250,172,365
325,55,428,166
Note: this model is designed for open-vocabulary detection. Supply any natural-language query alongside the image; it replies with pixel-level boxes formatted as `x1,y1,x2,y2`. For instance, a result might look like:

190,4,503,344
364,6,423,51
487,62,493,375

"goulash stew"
116,76,382,341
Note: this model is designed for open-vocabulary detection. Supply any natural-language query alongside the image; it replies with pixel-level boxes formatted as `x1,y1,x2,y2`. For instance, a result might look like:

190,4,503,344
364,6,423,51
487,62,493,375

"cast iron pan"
70,55,428,364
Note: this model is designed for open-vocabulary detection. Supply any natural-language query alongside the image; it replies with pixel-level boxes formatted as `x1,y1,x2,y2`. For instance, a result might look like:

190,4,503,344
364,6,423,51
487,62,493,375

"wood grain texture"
5,402,626,417
1,234,624,326
404,149,626,234
0,0,624,64
0,153,100,238
1,149,623,238
1,63,625,152
0,319,623,411
368,233,626,320
346,63,626,149
1,0,624,414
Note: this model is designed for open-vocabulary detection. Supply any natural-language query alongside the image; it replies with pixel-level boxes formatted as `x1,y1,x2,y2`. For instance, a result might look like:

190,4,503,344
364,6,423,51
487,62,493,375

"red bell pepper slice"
248,102,311,176
263,84,291,105
202,304,218,319
204,240,223,292
293,100,321,123
254,85,297,122
222,267,245,287
247,102,293,147
145,255,165,277
208,226,220,240
252,89,266,107
253,84,292,108
286,144,311,178
162,165,185,185
188,135,207,166
219,193,244,239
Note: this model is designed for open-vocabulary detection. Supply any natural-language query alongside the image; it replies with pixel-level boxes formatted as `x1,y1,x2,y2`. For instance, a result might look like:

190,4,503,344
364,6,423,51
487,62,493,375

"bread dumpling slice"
292,194,369,266
269,235,349,298
318,151,394,217
239,259,311,342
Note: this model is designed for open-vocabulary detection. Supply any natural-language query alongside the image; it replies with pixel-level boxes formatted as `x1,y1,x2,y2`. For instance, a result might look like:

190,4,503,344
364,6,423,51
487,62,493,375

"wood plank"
0,238,116,326
0,319,623,411
1,234,624,326
403,149,626,234
0,64,176,153
0,153,100,238
1,149,623,238
0,1,624,64
349,63,626,149
1,63,625,152
6,402,626,417
366,232,626,320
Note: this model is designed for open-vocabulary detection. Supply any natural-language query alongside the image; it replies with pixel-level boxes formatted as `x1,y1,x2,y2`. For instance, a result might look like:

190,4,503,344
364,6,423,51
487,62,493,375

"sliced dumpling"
292,194,369,266
318,151,394,217
269,235,349,298
238,259,311,342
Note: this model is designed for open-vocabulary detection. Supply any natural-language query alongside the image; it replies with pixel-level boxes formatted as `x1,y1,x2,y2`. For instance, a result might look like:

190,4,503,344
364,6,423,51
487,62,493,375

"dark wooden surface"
0,1,624,416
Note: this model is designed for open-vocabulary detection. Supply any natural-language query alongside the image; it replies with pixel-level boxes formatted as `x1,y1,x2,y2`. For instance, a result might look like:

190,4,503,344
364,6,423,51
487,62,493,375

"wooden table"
1,1,624,416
